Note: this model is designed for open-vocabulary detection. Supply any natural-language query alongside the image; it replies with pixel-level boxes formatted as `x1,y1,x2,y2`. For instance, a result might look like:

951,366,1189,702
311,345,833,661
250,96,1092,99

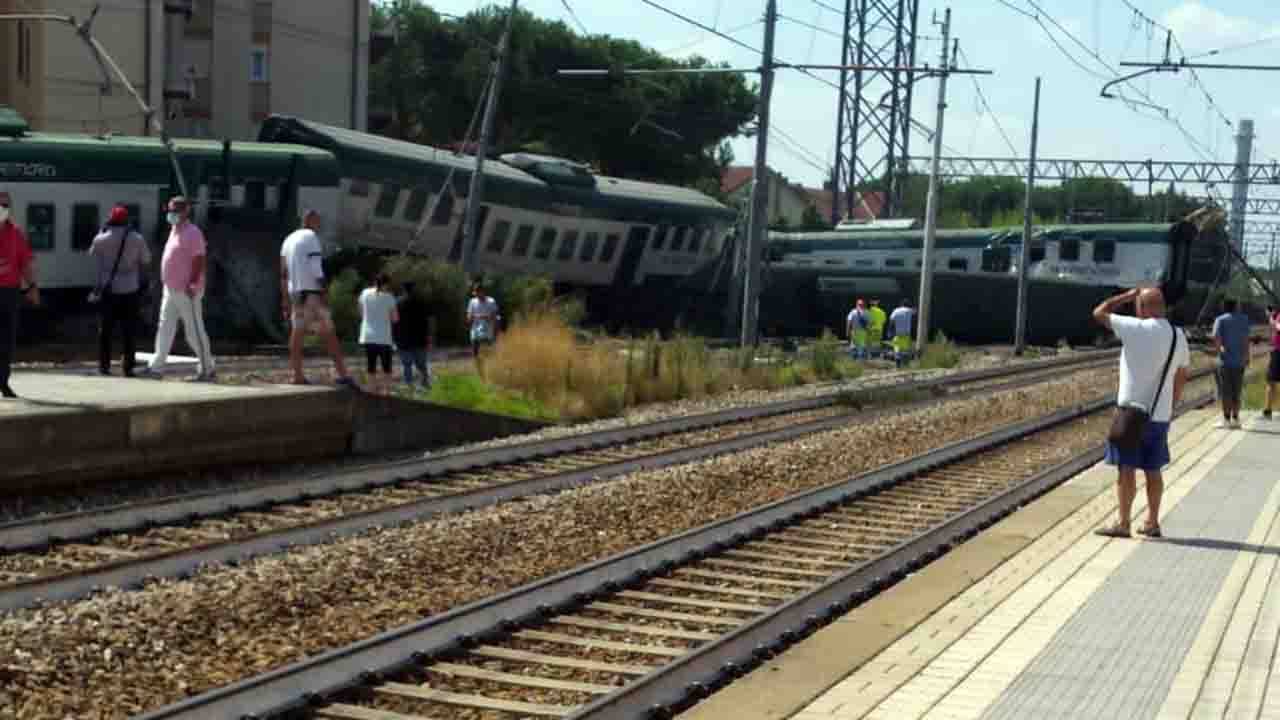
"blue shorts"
1105,420,1171,471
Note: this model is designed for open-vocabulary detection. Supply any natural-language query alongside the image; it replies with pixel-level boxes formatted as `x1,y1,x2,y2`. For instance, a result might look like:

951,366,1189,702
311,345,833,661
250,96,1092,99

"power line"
956,47,1018,156
559,0,589,35
662,18,763,55
776,12,842,41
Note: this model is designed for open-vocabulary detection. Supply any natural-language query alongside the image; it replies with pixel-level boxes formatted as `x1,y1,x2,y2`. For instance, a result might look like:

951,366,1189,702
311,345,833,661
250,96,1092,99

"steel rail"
0,358,1113,614
133,369,1214,720
0,350,1115,554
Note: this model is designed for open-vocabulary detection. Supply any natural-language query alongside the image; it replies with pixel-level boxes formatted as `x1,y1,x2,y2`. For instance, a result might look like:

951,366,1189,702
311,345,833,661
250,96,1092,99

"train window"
670,227,687,252
535,228,557,260
348,179,369,197
558,230,579,261
580,232,600,262
246,182,266,210
885,257,905,267
26,204,55,251
124,204,141,232
374,184,401,218
855,259,874,267
1058,237,1080,262
1030,243,1045,263
652,226,667,251
601,233,620,262
1094,238,1116,263
688,229,703,254
486,220,512,253
512,224,535,256
405,188,430,222
948,257,969,271
431,190,454,225
72,203,100,251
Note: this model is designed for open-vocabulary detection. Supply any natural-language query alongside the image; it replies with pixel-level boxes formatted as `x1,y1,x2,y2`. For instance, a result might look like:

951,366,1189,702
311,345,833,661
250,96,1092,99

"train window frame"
580,232,600,262
688,228,703,254
558,230,579,261
1094,238,1116,263
374,184,401,218
535,227,558,260
652,225,668,251
71,202,100,252
404,188,430,223
1058,237,1081,262
600,233,620,262
348,179,370,198
512,224,535,256
855,258,874,267
1029,243,1046,263
245,181,267,210
948,257,969,271
670,226,687,252
25,203,55,252
884,257,905,268
430,190,454,226
486,220,512,253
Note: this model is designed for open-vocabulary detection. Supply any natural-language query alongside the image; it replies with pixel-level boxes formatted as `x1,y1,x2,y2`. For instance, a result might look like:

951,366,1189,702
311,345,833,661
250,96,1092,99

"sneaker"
0,384,16,399
133,368,164,380
1229,418,1242,430
1214,419,1231,429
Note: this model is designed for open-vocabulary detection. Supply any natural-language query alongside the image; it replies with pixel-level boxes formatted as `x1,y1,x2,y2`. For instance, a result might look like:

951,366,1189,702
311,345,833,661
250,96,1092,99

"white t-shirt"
1110,315,1190,423
359,288,398,346
889,306,915,336
847,308,868,330
467,296,500,340
280,228,325,294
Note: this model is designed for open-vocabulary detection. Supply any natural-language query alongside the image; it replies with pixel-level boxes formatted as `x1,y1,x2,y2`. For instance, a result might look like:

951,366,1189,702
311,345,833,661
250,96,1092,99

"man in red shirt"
0,190,39,398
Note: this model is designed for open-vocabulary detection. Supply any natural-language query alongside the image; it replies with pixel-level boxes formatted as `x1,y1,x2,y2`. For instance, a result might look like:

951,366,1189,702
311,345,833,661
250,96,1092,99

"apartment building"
0,0,370,140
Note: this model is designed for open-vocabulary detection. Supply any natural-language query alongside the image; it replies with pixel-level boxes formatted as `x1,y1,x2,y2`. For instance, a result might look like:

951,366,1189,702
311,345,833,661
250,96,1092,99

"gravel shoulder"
0,364,1168,720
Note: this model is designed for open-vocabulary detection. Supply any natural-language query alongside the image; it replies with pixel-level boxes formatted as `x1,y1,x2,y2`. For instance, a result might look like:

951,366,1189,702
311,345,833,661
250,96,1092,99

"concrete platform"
685,409,1280,720
0,369,545,491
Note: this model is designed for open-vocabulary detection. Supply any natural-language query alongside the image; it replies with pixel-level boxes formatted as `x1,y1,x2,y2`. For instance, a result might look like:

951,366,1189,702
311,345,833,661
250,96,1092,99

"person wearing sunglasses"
0,190,38,398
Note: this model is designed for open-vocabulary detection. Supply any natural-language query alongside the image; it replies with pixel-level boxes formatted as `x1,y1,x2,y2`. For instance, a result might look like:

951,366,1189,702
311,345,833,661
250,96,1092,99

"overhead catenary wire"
957,46,1019,156
559,0,589,36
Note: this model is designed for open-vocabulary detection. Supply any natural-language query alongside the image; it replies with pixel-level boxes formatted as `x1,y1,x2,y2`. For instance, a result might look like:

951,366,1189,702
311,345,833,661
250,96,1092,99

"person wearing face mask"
138,196,216,381
0,190,39,399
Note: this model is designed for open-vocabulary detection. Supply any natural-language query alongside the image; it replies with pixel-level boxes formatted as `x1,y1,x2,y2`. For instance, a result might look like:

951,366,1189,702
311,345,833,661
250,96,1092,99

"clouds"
1161,1,1277,52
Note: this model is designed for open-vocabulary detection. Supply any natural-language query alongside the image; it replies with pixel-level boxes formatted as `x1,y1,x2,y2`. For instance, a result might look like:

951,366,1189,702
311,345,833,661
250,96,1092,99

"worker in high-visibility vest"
888,298,917,368
846,298,870,358
868,298,888,357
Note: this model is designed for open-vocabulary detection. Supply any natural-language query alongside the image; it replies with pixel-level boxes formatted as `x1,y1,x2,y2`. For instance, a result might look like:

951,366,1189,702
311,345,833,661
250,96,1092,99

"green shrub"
812,329,842,380
326,268,364,340
915,333,963,369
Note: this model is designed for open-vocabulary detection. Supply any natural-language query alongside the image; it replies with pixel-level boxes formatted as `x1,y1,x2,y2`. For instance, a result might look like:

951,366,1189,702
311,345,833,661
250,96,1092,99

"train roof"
769,223,1187,252
258,115,738,223
0,124,341,186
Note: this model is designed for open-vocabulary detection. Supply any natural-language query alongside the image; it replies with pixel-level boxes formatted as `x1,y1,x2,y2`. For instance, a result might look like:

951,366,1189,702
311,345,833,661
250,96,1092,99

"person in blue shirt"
1211,298,1251,429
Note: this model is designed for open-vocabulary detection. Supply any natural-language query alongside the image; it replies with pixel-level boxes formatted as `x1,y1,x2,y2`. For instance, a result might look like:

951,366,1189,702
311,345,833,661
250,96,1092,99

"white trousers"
149,287,215,375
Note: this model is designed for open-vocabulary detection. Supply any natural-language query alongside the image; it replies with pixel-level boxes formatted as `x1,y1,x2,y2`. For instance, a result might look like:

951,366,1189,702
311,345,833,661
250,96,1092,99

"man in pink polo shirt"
140,196,215,380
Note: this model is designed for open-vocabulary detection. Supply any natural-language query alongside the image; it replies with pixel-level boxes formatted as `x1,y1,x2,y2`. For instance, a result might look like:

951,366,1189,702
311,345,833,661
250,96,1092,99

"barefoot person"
1092,287,1189,539
279,210,353,386
0,191,38,398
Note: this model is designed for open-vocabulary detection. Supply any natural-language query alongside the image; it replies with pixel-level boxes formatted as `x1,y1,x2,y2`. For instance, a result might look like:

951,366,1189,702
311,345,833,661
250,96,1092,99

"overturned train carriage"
760,218,1228,345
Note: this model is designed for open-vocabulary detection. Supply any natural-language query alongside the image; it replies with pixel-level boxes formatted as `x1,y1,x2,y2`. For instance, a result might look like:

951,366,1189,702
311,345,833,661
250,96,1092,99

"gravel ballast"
0,365,1170,720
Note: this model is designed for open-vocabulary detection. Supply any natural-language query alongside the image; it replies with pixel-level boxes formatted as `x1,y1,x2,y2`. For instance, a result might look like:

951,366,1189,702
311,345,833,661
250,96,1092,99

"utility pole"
1014,77,1041,356
915,7,951,352
461,0,518,277
741,0,777,348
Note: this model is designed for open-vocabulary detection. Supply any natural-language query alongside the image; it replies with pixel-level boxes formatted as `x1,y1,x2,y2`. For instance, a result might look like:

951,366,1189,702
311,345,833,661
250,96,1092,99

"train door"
613,226,651,288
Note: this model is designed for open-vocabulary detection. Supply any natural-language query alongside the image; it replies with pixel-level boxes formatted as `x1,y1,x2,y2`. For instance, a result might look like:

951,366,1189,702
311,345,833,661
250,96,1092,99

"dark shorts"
1216,365,1246,404
1105,420,1171,471
1270,350,1280,383
364,343,392,374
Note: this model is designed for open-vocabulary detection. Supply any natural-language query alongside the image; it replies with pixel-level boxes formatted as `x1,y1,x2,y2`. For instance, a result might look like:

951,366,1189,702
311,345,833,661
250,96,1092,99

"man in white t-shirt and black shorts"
1091,286,1190,539
279,210,353,387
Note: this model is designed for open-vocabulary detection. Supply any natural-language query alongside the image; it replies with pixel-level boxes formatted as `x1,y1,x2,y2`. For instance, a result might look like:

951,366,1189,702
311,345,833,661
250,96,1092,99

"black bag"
88,229,129,304
1107,321,1179,452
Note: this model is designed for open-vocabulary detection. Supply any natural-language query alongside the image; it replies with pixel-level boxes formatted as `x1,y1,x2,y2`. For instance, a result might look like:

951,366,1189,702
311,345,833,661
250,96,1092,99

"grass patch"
914,334,963,369
1243,369,1273,410
397,372,560,423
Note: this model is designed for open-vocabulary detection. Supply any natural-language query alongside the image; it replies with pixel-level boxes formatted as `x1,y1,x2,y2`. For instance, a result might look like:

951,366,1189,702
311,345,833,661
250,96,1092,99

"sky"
423,0,1280,254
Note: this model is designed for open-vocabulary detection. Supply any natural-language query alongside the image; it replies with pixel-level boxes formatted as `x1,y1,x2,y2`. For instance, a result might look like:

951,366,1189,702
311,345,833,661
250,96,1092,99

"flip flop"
1137,524,1163,538
1094,524,1131,539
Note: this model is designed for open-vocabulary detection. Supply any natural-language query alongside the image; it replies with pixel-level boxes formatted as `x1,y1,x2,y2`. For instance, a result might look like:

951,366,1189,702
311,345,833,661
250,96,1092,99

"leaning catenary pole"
1229,118,1254,255
1014,76,1041,356
741,0,778,348
915,7,951,352
461,0,518,277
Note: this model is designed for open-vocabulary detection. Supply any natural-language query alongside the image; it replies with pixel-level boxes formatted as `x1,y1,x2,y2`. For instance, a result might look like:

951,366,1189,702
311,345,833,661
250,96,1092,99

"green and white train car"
0,106,340,305
762,220,1228,344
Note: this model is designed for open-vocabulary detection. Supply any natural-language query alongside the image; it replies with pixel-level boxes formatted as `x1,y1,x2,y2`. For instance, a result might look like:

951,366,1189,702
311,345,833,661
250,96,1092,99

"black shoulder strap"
1149,320,1179,414
101,229,129,291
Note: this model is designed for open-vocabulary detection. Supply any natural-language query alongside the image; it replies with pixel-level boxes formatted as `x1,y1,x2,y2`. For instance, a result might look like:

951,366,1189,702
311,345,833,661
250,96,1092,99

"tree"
370,3,758,189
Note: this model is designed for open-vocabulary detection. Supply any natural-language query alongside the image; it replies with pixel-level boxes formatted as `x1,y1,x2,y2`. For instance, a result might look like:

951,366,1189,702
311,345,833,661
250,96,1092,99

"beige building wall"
728,170,816,228
0,0,368,139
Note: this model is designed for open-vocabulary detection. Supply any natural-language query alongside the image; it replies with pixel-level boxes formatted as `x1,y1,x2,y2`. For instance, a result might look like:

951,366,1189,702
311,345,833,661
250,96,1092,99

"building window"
580,232,600,262
26,204,55,251
17,21,30,85
600,234,619,262
404,188,429,222
948,257,969,271
558,230,579,261
1059,237,1080,262
72,203,100,251
512,224,535,256
1094,238,1116,264
535,228,557,260
250,46,270,82
374,183,401,218
486,220,512,253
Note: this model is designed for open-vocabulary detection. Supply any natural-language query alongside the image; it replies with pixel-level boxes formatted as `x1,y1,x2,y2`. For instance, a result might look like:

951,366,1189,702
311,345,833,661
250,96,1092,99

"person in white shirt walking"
279,210,353,387
359,273,399,396
140,196,215,381
466,283,500,371
887,298,916,367
1091,287,1190,539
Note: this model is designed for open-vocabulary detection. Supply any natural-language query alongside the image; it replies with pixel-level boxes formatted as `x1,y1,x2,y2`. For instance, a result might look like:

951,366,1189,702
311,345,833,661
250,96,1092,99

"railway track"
0,352,1117,613
129,367,1221,720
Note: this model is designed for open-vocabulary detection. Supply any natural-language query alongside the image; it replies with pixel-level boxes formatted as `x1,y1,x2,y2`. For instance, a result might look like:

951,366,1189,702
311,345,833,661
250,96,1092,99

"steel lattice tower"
831,0,920,223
